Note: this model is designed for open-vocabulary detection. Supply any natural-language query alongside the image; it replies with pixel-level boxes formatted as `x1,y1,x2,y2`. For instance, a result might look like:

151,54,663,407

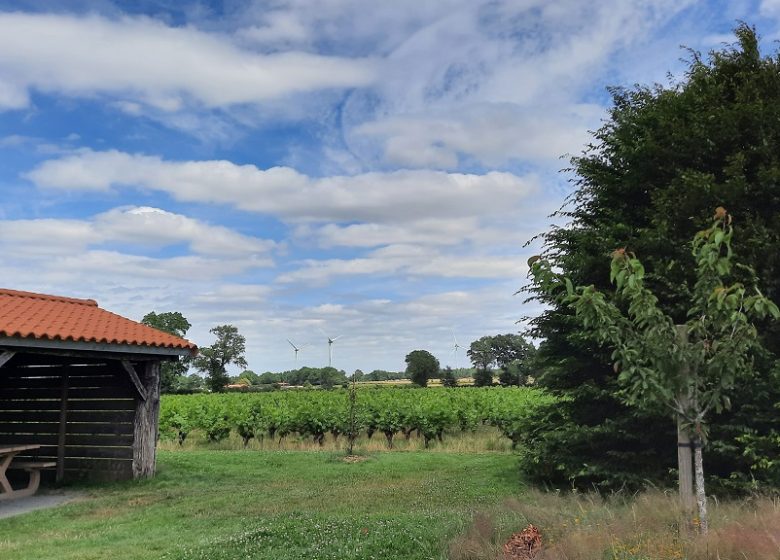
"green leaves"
160,387,554,449
528,208,779,440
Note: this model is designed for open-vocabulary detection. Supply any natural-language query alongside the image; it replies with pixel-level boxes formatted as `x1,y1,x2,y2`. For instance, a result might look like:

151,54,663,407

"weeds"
450,490,780,560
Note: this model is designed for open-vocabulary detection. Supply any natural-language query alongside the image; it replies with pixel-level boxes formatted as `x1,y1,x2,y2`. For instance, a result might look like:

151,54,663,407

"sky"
1,0,779,375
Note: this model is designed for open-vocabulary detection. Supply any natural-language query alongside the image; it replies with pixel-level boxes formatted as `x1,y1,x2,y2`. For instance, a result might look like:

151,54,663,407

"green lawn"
0,451,523,560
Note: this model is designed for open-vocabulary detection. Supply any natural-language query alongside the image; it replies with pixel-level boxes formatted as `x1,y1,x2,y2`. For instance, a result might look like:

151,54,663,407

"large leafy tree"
467,334,535,386
194,325,248,393
530,209,778,531
524,24,780,492
467,336,495,386
141,311,192,393
405,350,440,387
491,334,536,387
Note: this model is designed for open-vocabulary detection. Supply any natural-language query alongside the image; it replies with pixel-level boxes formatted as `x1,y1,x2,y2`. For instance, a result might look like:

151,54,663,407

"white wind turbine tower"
287,339,306,363
451,330,463,367
319,328,342,368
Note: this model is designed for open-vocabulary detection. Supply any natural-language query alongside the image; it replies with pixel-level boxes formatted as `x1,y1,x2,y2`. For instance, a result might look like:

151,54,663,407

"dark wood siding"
0,361,137,481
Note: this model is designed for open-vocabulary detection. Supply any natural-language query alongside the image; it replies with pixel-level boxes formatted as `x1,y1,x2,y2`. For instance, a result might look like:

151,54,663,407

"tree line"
404,333,537,387
140,311,531,393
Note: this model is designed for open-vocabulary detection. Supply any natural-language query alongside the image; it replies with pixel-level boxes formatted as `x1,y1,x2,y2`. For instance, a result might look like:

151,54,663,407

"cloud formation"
0,12,375,111
0,206,275,259
26,149,539,224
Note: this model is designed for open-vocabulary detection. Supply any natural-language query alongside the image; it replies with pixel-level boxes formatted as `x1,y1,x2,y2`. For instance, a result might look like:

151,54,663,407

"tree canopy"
194,325,248,393
531,209,779,529
405,350,440,387
523,24,780,492
141,311,192,393
467,334,535,387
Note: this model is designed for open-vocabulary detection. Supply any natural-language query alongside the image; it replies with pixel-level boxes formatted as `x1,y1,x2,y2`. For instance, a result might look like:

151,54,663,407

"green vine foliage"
160,387,554,450
530,210,779,444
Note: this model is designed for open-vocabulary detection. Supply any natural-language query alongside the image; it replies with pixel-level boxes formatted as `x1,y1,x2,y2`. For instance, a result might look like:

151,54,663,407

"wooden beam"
0,337,191,358
0,351,16,369
120,361,147,401
56,372,69,483
132,361,161,479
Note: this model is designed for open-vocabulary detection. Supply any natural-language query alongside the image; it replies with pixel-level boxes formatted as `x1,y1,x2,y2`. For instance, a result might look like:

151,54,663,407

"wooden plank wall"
0,359,137,482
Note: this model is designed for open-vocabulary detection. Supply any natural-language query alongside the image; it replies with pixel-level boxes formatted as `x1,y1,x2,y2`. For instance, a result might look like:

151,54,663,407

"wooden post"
0,351,16,369
56,371,69,483
132,361,161,479
675,325,695,517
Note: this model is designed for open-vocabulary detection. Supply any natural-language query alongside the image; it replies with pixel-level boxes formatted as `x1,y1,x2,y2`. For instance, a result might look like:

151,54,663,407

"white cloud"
0,205,275,260
0,12,376,111
191,284,272,305
354,103,603,168
761,0,780,17
294,218,482,248
337,0,695,168
277,244,527,285
26,149,539,223
94,206,275,258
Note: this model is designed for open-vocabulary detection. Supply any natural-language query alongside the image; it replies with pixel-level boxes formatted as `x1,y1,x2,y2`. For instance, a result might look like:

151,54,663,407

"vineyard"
160,387,554,450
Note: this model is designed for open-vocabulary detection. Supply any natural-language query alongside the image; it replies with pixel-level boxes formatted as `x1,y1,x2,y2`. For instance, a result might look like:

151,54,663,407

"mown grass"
0,451,521,560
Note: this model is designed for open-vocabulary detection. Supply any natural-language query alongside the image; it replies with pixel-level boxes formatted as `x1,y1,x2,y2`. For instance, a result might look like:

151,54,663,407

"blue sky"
1,0,779,374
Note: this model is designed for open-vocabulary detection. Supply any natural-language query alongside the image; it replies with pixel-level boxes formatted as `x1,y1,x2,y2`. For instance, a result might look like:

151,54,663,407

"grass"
450,489,780,560
0,450,521,560
2,449,778,559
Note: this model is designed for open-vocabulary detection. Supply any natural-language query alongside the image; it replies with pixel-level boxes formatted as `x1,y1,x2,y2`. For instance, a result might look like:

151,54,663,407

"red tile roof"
0,288,197,354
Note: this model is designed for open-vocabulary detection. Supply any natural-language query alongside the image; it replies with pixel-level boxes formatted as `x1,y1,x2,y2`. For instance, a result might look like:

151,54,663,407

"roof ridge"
0,288,98,307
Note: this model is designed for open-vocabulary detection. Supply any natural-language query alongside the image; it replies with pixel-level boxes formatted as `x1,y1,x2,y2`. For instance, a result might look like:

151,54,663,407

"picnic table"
0,445,55,501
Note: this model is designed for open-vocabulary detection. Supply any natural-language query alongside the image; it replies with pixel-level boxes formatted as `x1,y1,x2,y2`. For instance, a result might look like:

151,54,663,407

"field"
159,387,553,452
0,451,522,560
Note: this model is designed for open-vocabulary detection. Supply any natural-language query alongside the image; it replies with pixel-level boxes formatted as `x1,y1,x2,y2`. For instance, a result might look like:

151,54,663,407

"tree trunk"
677,419,695,517
693,437,708,534
674,325,696,526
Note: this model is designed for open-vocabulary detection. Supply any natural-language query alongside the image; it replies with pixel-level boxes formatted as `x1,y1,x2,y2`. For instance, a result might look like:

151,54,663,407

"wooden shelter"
0,289,196,482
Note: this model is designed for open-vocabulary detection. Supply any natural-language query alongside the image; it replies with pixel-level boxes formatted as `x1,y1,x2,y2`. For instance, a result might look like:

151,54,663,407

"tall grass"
450,490,780,559
158,425,515,453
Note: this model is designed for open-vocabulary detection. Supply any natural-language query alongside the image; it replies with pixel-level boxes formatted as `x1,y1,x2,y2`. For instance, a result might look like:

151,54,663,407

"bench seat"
0,461,57,500
10,461,57,470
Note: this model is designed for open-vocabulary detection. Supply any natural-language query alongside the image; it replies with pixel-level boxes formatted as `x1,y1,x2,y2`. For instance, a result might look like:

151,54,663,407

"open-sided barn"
0,289,196,485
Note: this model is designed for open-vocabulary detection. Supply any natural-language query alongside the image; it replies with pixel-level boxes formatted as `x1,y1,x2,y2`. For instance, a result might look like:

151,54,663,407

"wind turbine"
287,339,306,362
451,330,463,364
319,328,342,367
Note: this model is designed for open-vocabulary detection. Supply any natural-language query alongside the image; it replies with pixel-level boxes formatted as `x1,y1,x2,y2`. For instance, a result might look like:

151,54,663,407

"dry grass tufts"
450,512,502,560
449,490,780,560
158,426,514,454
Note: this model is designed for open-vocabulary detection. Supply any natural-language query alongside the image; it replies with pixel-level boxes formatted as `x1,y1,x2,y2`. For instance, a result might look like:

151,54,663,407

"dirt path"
0,491,84,520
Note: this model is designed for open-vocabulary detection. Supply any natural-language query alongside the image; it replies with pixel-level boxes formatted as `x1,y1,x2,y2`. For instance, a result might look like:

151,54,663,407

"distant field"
353,378,476,387
0,451,523,560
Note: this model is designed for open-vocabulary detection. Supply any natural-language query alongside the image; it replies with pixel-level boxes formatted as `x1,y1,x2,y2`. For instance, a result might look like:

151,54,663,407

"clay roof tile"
0,288,197,354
